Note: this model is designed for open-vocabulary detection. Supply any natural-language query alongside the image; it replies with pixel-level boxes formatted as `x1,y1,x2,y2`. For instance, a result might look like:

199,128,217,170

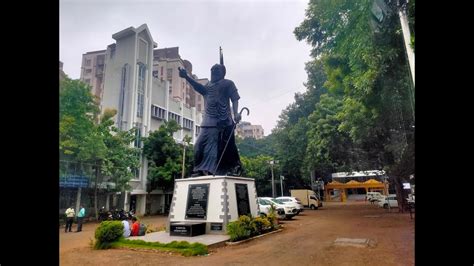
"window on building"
85,59,91,66
137,64,146,117
152,70,158,78
183,118,194,130
166,68,173,79
85,69,92,74
168,112,181,124
134,125,142,148
118,64,128,130
85,79,91,85
151,105,166,120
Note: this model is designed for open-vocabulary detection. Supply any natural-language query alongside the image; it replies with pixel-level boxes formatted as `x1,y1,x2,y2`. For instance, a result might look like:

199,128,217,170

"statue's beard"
211,73,223,83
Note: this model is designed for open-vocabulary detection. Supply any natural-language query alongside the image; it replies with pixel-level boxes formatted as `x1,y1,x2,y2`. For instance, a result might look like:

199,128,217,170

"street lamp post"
269,160,278,198
270,161,275,198
280,175,284,197
181,140,188,179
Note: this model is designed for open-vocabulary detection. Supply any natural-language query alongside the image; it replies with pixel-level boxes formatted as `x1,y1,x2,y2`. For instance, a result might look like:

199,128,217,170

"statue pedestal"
168,175,258,236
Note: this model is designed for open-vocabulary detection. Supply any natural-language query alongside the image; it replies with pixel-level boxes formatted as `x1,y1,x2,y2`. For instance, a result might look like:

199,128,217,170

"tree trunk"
94,165,99,220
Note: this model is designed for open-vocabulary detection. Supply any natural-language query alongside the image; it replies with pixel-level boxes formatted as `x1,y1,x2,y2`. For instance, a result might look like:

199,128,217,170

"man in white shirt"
122,218,131,238
64,206,75,233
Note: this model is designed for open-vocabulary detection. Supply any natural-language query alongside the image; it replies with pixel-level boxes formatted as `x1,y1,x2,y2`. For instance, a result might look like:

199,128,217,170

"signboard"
170,222,206,237
210,223,223,231
235,183,251,217
185,184,210,219
170,224,190,236
59,175,90,188
403,183,411,189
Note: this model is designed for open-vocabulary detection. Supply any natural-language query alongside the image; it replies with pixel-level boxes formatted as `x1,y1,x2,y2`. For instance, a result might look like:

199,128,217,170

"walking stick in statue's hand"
213,107,250,176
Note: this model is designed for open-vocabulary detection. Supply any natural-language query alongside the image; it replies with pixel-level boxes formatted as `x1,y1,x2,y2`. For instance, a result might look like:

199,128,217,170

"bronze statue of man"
178,59,243,176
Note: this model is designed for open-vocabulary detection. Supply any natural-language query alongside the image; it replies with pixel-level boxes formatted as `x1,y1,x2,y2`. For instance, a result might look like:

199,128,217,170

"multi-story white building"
80,50,106,100
93,24,204,215
153,47,204,112
235,121,265,139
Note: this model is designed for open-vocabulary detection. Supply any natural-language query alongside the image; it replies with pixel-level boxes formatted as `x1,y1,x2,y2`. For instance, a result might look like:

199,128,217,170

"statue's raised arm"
178,67,206,95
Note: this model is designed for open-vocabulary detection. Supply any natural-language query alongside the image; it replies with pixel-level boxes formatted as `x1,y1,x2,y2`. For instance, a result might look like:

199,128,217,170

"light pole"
269,160,278,198
280,175,284,197
384,176,391,212
270,161,275,198
181,140,188,179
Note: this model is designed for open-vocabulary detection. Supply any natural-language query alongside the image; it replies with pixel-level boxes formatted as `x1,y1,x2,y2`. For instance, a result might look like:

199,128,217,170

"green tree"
293,0,414,205
240,155,275,196
236,135,276,158
142,120,182,193
60,78,140,218
60,78,102,160
98,108,141,194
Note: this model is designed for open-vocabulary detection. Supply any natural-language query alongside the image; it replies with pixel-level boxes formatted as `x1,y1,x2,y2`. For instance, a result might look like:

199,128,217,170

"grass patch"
114,239,208,256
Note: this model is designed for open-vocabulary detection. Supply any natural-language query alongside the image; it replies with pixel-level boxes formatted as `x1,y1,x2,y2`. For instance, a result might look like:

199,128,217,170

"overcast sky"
60,0,312,135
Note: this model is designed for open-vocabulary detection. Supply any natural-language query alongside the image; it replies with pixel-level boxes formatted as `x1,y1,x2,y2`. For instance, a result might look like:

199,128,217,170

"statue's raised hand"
178,67,187,78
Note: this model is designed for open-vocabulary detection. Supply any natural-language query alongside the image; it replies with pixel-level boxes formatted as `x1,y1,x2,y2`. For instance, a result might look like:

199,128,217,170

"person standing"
76,205,85,232
64,206,75,233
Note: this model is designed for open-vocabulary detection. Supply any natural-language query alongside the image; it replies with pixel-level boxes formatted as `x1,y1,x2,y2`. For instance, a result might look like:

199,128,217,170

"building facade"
81,24,205,216
80,50,106,100
153,47,204,112
235,121,265,139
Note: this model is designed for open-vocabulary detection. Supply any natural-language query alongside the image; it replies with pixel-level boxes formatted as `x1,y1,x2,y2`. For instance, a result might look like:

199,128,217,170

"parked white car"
377,195,398,208
258,197,298,219
366,192,383,203
276,196,304,214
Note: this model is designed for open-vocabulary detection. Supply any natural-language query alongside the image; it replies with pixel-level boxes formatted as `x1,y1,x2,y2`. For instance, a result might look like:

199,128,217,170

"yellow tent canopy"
324,178,385,202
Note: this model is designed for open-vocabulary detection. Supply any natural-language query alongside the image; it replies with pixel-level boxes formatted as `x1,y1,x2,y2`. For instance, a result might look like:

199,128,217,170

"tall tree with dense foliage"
142,120,183,193
236,135,276,158
60,79,102,160
240,155,276,197
291,0,414,204
60,78,140,218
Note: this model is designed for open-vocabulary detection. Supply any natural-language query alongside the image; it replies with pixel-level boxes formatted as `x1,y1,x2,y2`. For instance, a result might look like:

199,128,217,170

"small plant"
94,221,124,249
238,215,256,235
226,220,251,241
266,204,279,229
251,216,271,233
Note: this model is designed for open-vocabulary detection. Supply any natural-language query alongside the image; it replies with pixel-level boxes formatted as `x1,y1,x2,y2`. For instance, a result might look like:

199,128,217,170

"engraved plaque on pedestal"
235,183,251,217
185,183,210,219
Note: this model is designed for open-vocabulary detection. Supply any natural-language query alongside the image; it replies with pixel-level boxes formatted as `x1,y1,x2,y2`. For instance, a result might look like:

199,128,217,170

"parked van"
290,189,322,210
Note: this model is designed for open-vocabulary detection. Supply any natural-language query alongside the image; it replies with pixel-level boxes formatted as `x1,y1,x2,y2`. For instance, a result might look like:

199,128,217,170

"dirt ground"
60,201,414,266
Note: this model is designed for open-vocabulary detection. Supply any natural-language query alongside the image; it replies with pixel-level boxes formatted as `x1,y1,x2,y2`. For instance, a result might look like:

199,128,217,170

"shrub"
252,216,271,233
226,220,251,241
94,221,124,249
238,215,256,235
227,214,277,242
